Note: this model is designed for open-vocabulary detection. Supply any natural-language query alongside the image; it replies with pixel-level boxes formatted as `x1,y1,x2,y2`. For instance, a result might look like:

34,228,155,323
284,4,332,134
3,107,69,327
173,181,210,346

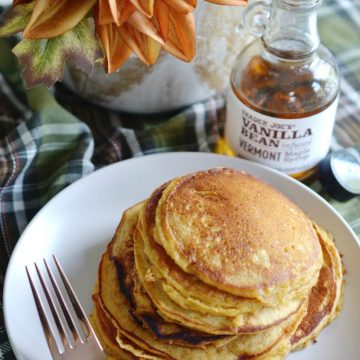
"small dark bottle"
318,146,360,201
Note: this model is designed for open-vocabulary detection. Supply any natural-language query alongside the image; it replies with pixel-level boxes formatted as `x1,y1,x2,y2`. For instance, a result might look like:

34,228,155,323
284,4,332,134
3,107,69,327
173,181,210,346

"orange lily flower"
16,0,247,73
95,0,197,72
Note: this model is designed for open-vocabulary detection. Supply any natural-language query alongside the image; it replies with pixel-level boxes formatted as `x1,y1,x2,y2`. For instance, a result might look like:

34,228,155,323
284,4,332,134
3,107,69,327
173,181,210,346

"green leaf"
0,3,34,37
12,18,103,88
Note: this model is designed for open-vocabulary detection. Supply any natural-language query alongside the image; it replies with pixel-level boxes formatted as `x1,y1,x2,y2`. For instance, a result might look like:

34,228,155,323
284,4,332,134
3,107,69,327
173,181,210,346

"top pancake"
154,168,323,300
139,184,305,332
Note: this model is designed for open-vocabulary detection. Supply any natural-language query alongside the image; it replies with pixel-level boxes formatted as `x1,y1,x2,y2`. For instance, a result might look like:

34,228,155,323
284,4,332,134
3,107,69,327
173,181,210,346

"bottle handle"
237,0,271,38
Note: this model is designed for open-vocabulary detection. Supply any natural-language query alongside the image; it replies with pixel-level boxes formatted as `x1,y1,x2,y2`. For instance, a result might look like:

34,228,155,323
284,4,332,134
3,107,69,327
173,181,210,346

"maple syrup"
225,0,340,180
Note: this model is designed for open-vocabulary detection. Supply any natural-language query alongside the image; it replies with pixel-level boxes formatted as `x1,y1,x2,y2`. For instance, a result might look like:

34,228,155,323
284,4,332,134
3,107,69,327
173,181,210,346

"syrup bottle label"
225,88,339,174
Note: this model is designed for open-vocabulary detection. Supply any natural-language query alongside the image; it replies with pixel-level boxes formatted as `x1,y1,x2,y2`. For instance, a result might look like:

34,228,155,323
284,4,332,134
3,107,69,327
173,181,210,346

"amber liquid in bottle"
225,0,340,181
231,54,338,180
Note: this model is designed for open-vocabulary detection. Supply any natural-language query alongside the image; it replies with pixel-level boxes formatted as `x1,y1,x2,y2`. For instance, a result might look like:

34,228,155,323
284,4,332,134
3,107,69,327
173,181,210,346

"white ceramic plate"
4,152,360,360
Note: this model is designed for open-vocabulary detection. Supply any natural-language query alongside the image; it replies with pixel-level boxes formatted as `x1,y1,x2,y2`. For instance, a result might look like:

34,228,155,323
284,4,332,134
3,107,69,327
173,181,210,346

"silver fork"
25,255,106,360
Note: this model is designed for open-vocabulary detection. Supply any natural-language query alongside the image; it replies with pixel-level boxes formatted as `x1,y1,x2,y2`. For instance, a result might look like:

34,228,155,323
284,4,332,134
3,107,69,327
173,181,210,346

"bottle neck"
263,0,321,59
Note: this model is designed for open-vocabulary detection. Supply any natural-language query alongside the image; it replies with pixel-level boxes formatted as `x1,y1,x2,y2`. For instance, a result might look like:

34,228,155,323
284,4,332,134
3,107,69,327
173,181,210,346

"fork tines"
26,255,104,359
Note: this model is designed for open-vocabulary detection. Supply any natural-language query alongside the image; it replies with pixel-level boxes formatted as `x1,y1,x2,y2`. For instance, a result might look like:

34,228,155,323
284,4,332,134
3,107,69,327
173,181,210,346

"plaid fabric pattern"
0,0,360,358
318,0,360,150
56,84,225,166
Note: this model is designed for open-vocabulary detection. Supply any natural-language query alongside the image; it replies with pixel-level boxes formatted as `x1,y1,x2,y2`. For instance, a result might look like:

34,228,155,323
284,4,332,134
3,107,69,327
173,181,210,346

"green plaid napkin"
0,0,360,358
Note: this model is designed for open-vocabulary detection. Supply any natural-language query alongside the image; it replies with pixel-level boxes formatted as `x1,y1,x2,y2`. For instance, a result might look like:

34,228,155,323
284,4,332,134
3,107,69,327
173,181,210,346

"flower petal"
119,23,162,65
205,0,247,4
99,0,113,25
127,10,164,44
153,0,170,41
129,0,154,17
95,5,131,73
162,11,195,62
23,0,97,39
162,0,196,14
109,0,136,26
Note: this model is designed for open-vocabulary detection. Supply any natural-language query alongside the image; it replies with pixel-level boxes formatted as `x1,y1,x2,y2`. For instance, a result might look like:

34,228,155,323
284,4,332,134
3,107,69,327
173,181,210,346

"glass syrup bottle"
225,0,340,180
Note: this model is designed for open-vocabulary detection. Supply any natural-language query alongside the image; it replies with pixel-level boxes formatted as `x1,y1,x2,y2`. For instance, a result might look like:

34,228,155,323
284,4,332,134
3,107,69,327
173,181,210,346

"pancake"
95,247,309,360
135,225,304,335
94,252,172,359
91,294,137,360
139,183,307,328
154,168,323,302
290,223,344,350
139,183,263,314
93,293,168,360
109,203,231,347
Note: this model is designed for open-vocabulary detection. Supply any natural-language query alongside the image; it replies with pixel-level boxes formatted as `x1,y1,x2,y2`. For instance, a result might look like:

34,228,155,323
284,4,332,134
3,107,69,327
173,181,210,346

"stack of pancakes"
91,168,344,360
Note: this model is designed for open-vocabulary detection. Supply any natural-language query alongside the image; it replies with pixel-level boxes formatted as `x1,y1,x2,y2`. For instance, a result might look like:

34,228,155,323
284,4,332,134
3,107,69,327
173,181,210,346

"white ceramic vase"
62,2,246,113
